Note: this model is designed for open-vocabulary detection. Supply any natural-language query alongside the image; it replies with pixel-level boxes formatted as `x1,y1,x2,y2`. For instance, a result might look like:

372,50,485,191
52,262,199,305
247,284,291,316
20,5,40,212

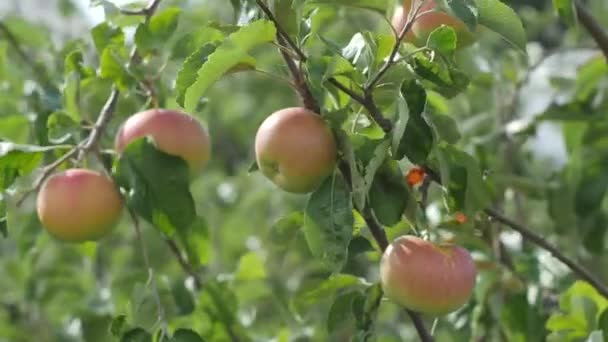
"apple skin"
391,5,418,43
380,235,477,315
36,169,123,243
255,107,337,194
401,0,476,49
115,109,211,177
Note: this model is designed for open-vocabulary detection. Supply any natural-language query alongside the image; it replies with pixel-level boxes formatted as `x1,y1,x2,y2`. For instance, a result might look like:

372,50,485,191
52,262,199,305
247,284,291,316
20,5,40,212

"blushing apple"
36,169,123,243
380,235,477,315
402,0,476,48
115,109,211,176
254,107,337,194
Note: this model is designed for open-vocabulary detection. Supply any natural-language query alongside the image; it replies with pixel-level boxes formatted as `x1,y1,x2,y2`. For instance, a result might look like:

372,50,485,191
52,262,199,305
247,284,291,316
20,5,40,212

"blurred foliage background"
0,0,608,341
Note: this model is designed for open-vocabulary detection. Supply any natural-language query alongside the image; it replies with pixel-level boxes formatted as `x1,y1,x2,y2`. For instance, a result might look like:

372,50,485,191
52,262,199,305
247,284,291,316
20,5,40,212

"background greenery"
0,0,608,341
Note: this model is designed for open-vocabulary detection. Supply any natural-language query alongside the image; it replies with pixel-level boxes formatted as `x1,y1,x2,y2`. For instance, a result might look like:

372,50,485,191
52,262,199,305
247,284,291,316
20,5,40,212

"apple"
254,107,337,194
115,109,211,177
399,0,476,49
36,169,123,243
380,235,477,315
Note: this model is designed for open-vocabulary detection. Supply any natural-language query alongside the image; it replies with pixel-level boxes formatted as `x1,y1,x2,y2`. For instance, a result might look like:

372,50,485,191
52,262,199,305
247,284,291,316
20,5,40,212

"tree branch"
484,208,608,298
366,2,429,91
165,239,203,290
254,0,306,61
575,0,608,61
328,78,393,132
256,3,433,339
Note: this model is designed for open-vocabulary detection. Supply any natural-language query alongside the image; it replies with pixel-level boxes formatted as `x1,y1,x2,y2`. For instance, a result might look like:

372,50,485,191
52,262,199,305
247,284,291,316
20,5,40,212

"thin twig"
254,0,306,61
16,0,164,204
165,239,202,290
575,0,608,61
366,1,429,91
16,146,81,206
328,77,393,132
129,210,168,335
484,208,608,298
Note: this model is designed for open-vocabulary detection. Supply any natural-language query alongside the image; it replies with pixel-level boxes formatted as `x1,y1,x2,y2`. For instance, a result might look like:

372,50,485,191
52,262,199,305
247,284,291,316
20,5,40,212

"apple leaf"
112,137,196,237
306,0,391,14
120,328,152,342
396,80,433,163
411,54,470,98
134,7,181,54
475,0,527,52
182,20,276,112
303,173,354,272
448,0,479,32
170,329,205,342
369,159,412,226
435,144,491,215
553,0,577,26
427,26,458,56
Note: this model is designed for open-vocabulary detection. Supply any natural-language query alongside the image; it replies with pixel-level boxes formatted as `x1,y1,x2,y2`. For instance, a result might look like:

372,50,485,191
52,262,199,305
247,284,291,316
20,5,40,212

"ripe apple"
400,0,476,49
380,235,477,315
36,169,123,243
115,109,211,177
254,107,337,194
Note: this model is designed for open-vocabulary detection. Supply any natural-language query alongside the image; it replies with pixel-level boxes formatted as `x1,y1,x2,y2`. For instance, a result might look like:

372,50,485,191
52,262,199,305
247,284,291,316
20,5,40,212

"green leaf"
110,315,127,337
112,137,196,237
90,22,124,53
476,0,527,52
0,199,7,238
182,20,276,111
353,283,383,338
0,143,55,191
47,112,79,144
599,308,608,338
426,26,458,56
553,0,577,26
411,54,470,98
305,0,390,13
171,27,225,60
436,144,491,214
236,252,266,280
269,211,304,243
171,329,205,342
547,281,608,339
449,0,479,32
175,44,219,106
295,274,366,310
369,159,411,226
327,291,362,332
172,280,195,316
100,45,133,91
396,80,433,163
426,111,461,144
134,7,181,54
121,328,152,342
574,154,608,217
181,216,211,267
303,173,354,271
0,115,30,144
